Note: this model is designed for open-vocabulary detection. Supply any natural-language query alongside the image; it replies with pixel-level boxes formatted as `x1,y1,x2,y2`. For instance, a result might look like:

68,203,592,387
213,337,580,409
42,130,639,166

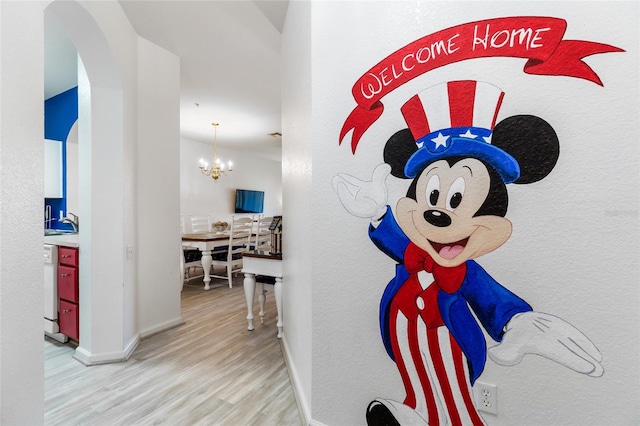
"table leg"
258,282,266,324
274,277,283,339
243,272,256,331
201,250,213,290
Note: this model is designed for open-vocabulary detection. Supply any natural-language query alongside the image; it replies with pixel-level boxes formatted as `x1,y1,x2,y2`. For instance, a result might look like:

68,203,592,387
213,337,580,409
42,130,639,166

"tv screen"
235,189,264,213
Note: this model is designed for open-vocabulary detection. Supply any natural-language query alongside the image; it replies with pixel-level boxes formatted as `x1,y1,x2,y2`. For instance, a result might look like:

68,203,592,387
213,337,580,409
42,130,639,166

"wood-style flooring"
44,275,303,426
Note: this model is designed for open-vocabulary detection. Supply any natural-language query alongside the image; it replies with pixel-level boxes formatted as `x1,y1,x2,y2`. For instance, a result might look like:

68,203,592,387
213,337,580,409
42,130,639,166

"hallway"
45,277,302,425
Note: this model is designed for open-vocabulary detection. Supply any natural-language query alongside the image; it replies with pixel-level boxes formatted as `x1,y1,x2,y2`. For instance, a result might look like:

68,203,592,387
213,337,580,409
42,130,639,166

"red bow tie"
404,243,466,293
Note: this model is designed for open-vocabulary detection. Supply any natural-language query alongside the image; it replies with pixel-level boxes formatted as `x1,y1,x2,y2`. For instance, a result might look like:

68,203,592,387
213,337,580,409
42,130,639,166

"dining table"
181,232,230,290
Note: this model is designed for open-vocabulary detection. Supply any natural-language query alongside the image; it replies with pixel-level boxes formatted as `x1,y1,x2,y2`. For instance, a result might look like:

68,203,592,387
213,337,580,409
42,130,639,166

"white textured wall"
281,0,313,421
136,37,182,337
0,1,47,423
179,137,282,229
309,2,639,425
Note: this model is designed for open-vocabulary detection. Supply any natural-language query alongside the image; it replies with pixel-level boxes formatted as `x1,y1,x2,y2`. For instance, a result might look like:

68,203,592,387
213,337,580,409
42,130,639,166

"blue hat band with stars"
405,127,520,183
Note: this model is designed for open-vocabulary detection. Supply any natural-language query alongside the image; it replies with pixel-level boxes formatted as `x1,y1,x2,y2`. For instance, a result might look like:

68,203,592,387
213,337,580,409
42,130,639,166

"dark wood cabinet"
58,246,79,341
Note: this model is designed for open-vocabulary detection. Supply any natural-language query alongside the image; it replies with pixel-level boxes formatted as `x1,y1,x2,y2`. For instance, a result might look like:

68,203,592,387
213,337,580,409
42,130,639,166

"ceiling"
45,0,288,162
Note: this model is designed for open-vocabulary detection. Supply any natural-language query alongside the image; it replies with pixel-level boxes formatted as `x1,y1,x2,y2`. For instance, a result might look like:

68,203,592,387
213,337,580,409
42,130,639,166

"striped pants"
389,303,486,426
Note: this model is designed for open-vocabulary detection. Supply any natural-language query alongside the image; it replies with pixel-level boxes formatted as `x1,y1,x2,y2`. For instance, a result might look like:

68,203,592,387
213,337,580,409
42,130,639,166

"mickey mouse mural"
333,80,604,425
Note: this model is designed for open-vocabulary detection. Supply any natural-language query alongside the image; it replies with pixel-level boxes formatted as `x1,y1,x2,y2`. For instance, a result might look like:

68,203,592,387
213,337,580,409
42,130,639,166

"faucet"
44,205,53,229
60,212,79,233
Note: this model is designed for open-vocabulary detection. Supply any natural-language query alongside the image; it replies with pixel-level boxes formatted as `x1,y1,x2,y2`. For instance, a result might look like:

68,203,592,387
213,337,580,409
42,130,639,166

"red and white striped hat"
401,80,520,183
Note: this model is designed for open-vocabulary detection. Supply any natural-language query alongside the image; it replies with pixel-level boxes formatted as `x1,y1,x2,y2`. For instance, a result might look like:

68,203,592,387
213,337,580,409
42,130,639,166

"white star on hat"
459,129,477,139
431,132,449,149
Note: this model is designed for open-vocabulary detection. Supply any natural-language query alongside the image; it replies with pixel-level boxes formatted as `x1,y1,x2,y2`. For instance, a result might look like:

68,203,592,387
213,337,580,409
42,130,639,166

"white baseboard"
281,335,328,426
123,334,140,360
139,316,185,339
73,317,184,365
72,317,183,366
73,335,139,366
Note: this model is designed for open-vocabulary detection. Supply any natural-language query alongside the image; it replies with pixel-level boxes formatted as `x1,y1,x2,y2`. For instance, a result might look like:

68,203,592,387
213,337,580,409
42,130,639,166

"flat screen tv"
235,189,264,213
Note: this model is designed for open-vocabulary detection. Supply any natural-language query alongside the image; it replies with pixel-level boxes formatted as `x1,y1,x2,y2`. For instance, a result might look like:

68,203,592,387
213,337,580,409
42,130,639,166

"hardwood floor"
44,275,303,426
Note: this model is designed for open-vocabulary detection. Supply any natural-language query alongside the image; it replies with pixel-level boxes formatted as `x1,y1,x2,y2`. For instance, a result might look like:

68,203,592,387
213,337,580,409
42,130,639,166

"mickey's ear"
492,115,560,184
384,129,418,178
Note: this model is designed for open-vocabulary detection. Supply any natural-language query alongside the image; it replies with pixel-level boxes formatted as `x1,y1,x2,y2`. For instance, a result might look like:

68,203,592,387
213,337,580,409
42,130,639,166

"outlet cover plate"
474,381,498,415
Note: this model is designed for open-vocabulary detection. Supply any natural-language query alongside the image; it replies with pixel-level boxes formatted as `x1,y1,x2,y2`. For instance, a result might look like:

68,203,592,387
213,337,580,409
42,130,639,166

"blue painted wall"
44,87,78,230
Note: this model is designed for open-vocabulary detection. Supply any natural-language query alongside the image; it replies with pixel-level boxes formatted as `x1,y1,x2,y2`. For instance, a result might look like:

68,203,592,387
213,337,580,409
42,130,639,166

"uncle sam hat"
401,80,520,183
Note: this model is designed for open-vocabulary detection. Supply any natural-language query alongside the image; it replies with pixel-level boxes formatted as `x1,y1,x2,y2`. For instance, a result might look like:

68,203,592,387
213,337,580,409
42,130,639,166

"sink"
44,229,78,236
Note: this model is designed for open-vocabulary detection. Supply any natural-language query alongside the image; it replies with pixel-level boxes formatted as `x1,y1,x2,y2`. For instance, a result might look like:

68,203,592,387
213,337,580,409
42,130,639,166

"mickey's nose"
424,210,451,227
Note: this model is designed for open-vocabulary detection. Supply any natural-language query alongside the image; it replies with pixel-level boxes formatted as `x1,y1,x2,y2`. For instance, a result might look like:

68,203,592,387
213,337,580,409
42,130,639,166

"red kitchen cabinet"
58,265,78,303
59,299,79,341
58,246,78,267
58,246,79,341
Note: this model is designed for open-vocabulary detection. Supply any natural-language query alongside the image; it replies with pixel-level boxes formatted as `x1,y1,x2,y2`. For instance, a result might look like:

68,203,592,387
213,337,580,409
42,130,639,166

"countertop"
44,234,79,248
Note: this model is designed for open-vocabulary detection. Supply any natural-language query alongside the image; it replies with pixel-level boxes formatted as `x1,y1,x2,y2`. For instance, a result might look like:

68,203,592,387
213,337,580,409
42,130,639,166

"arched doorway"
45,0,128,364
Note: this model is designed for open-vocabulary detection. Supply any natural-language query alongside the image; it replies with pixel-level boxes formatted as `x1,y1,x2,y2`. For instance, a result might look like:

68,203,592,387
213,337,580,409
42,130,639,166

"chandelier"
199,122,233,180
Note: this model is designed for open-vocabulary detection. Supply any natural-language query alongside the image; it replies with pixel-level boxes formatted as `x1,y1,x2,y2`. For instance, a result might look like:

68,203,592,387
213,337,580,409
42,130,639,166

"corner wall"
52,0,129,365
136,37,182,337
49,0,182,363
281,0,313,421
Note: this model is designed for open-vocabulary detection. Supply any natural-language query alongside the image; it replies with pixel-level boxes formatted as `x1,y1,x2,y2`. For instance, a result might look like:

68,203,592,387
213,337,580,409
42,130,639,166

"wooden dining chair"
182,215,203,279
210,214,254,288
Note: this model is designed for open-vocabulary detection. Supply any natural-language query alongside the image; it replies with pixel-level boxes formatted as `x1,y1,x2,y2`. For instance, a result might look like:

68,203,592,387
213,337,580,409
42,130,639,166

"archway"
45,0,128,364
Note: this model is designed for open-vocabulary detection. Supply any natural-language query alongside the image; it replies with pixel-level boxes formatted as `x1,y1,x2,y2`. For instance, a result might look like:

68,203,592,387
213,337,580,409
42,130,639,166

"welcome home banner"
339,16,624,153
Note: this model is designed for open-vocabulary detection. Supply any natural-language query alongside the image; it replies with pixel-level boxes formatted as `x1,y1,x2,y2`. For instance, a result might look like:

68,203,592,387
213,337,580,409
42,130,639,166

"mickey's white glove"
488,312,604,377
332,163,390,220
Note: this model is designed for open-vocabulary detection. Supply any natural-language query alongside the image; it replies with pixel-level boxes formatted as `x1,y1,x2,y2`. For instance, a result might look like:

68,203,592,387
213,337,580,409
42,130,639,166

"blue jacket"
369,206,532,384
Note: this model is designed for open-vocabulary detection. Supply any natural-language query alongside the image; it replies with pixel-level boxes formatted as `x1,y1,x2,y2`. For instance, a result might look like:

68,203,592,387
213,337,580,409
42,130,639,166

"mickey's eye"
446,177,465,211
426,175,440,207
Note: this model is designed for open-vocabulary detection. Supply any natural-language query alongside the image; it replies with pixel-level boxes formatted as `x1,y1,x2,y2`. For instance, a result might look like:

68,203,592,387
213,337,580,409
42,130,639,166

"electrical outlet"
126,245,134,260
474,381,498,415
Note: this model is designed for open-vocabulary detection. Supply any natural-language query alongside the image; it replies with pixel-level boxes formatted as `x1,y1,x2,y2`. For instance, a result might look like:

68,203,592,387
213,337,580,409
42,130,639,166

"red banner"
340,16,624,153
